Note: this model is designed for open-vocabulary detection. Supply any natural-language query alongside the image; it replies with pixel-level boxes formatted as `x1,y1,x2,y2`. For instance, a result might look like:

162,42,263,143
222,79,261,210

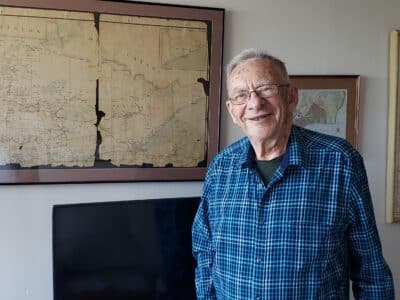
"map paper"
0,7,209,168
99,15,209,167
294,89,347,139
0,7,98,167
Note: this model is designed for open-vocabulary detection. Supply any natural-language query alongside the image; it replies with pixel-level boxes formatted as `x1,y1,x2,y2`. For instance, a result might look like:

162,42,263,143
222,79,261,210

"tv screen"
53,197,200,300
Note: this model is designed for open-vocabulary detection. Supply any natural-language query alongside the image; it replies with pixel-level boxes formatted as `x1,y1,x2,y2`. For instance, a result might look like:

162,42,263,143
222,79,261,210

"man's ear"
226,100,239,125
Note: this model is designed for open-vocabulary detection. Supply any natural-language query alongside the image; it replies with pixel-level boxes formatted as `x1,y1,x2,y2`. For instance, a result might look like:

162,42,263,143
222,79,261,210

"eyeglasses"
229,84,289,105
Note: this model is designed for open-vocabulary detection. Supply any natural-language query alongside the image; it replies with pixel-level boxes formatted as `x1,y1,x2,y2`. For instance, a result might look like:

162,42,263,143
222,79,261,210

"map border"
0,0,224,184
290,75,360,149
386,29,400,223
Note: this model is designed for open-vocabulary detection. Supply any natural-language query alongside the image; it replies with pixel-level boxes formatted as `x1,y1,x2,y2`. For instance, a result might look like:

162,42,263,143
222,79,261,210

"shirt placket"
253,175,268,300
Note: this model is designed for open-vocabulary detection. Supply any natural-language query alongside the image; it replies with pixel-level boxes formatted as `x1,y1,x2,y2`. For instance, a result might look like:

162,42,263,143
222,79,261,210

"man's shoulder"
216,137,250,158
220,136,249,156
293,126,357,157
209,137,249,168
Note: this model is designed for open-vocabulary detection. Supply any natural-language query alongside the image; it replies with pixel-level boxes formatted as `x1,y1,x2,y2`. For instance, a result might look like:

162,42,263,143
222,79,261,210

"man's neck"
249,131,290,161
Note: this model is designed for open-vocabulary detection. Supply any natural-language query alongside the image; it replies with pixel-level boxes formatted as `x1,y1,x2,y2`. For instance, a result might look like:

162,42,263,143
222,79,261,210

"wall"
0,0,399,298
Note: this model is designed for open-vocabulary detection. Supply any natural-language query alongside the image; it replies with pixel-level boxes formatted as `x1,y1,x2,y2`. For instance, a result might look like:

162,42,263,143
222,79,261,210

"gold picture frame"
386,29,400,223
290,75,360,149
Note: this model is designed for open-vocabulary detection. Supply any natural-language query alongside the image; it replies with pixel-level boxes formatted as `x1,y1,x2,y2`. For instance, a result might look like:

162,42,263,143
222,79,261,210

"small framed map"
290,75,360,148
0,0,224,183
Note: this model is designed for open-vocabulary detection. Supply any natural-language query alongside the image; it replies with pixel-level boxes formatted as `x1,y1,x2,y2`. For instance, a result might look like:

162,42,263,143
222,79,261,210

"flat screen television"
53,197,200,300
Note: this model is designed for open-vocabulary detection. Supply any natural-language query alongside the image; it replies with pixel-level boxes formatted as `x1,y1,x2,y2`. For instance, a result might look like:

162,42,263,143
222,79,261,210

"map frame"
0,0,224,184
386,29,400,223
290,75,360,149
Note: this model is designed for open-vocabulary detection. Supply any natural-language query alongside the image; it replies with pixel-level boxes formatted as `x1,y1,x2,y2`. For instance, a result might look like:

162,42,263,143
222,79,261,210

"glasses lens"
258,86,277,98
230,85,283,104
233,93,249,104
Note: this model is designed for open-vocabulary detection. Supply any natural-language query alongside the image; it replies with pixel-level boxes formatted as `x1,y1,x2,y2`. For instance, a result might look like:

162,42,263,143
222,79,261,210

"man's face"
226,58,298,144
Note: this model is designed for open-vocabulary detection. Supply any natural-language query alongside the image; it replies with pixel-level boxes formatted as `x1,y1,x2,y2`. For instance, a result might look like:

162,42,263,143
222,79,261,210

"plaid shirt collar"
239,125,309,170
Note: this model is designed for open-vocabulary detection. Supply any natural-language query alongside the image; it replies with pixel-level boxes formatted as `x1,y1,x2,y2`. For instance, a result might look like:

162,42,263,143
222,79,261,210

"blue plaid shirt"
192,126,394,300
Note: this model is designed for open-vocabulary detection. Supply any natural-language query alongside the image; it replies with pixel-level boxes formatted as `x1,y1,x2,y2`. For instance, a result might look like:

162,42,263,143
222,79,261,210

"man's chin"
246,129,275,142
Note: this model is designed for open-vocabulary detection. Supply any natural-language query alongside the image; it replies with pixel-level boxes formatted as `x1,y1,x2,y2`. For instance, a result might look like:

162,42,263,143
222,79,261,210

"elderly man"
192,49,394,299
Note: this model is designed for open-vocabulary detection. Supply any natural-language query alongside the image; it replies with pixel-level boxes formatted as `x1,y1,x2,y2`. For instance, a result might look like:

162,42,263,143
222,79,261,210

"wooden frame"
386,30,400,223
0,0,224,184
290,75,360,149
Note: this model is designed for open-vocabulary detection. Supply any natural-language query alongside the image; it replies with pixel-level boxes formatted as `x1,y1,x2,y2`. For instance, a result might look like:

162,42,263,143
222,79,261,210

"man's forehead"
229,58,281,82
230,79,271,92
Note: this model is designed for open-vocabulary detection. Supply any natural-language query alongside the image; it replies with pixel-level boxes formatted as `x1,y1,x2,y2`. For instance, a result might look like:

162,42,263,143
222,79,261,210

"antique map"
98,15,208,167
0,7,209,168
0,7,98,167
294,89,347,139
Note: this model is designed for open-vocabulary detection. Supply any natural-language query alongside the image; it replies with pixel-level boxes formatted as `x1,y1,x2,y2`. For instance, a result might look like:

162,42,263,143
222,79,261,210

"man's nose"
247,90,265,109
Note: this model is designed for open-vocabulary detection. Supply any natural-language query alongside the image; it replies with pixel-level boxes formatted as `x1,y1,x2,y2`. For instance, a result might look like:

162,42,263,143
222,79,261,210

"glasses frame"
229,84,289,105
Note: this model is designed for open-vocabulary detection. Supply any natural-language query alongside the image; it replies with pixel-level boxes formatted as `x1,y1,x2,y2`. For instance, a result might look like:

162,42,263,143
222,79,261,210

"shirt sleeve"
192,164,217,300
347,153,394,299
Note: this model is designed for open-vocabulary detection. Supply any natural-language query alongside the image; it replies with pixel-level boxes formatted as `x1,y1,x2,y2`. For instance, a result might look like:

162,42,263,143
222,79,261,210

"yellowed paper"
387,29,400,223
0,7,210,169
98,15,209,167
0,7,98,167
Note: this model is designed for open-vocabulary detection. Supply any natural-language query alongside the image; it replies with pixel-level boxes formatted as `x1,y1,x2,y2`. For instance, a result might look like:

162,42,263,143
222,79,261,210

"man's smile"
246,113,273,121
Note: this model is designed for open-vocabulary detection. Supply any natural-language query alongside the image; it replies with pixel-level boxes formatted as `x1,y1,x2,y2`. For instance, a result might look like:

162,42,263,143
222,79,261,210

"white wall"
0,0,399,298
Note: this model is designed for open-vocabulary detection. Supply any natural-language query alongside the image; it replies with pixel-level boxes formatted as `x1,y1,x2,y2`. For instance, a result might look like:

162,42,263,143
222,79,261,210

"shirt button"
256,258,263,263
255,296,261,300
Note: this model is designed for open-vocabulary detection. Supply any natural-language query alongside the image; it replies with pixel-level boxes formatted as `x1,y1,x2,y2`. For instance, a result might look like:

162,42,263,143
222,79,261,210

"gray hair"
226,48,290,84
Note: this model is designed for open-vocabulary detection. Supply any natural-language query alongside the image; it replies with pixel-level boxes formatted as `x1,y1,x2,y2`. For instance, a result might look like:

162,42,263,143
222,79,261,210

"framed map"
290,75,360,149
0,0,224,183
386,29,400,223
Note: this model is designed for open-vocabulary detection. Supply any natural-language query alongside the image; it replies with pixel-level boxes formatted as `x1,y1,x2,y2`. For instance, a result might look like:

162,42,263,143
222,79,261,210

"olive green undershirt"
255,155,283,185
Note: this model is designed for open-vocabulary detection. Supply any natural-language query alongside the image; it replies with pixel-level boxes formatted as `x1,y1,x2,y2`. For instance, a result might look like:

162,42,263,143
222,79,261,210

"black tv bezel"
52,196,201,300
